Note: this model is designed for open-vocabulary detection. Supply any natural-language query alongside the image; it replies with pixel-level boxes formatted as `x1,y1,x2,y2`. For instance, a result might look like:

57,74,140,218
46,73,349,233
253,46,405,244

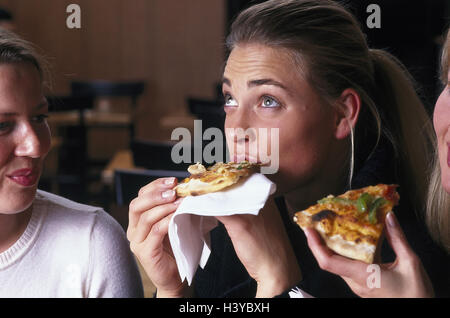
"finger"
384,212,414,260
138,177,177,196
128,184,178,230
131,199,180,243
304,228,368,282
143,213,174,257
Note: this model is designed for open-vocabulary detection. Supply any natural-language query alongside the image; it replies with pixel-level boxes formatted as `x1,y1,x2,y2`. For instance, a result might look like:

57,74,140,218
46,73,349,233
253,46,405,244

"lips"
233,154,258,163
7,168,39,187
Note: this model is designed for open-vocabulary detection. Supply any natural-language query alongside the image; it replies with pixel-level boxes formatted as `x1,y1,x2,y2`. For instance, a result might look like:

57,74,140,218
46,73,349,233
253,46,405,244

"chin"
0,189,36,215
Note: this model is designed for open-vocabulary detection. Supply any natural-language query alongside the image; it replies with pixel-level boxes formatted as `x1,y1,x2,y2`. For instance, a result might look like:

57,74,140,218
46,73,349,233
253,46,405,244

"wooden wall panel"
0,0,225,141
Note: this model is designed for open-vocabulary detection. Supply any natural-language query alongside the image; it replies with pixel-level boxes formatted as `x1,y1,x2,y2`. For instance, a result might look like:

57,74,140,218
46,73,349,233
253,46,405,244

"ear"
334,88,361,140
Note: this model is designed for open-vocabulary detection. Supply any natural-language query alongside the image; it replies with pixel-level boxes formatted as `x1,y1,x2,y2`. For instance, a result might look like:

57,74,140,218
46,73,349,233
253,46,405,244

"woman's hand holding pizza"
305,212,434,297
216,198,302,297
127,177,188,298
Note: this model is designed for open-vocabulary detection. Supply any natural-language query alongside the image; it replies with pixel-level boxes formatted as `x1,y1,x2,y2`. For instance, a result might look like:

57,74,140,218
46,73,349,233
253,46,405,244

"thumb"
384,212,414,260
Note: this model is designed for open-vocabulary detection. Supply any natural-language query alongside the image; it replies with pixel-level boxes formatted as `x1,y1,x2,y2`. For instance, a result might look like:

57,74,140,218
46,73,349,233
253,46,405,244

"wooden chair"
187,97,225,132
44,95,95,201
71,80,145,140
131,139,193,171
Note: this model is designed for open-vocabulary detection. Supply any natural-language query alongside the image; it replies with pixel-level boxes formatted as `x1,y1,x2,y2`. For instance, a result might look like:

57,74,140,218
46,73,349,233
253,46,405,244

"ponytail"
369,49,435,212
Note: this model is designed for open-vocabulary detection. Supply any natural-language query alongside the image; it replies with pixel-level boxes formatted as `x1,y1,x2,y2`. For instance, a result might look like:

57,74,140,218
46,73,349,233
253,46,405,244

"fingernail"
304,228,311,238
174,197,183,205
164,178,175,185
162,190,175,199
387,212,396,227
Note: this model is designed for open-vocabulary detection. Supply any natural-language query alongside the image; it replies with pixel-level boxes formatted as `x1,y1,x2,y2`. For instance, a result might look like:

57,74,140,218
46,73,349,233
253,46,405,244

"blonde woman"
306,30,450,297
128,0,448,297
0,29,143,297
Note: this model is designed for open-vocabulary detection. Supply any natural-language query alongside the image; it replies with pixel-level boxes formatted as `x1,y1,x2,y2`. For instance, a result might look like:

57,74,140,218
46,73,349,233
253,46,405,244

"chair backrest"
46,95,95,183
131,139,193,171
114,169,189,206
71,80,145,102
47,95,95,113
187,97,225,131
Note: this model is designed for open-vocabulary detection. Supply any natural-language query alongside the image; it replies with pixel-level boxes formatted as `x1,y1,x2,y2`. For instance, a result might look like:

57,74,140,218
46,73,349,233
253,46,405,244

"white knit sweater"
0,190,143,298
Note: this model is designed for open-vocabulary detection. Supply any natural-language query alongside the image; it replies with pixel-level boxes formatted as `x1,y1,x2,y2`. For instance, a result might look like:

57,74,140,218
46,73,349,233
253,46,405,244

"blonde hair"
227,0,434,209
426,29,450,252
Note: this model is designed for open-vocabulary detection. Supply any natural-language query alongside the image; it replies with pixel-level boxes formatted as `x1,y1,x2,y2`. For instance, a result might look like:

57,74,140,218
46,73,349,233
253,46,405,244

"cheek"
277,117,333,173
433,91,450,136
37,123,52,158
0,140,13,169
433,91,450,191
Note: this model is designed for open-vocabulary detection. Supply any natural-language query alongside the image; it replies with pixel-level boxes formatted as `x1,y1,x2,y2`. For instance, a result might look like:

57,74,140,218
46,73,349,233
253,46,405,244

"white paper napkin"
168,173,276,285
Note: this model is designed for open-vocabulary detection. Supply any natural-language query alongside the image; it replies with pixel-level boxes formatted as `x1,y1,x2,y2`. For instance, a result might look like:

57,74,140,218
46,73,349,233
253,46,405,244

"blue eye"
261,96,280,108
224,94,238,107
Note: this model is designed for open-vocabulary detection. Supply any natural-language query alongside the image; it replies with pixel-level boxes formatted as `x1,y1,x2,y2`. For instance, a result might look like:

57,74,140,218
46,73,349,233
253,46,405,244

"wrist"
255,265,302,298
156,289,184,298
156,282,192,298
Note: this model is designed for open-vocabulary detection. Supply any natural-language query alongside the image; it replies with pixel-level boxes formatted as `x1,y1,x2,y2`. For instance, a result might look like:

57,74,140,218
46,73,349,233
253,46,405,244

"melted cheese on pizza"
175,161,259,197
295,184,399,246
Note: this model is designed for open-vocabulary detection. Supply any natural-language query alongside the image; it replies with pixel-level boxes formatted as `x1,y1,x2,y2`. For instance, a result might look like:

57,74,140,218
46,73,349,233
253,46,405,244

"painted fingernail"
387,212,396,227
164,177,175,185
162,190,175,199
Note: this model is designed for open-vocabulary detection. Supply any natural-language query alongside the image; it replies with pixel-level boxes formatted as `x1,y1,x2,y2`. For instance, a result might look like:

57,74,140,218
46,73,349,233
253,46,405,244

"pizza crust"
321,233,376,264
175,175,239,197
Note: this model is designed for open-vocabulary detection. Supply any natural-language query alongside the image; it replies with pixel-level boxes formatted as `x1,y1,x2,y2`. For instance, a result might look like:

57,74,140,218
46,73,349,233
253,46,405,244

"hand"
127,177,187,298
216,198,301,297
304,212,434,297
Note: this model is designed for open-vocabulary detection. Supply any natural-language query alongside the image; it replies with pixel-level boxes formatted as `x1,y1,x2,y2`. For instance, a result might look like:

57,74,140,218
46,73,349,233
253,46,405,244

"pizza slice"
174,161,260,197
294,184,399,263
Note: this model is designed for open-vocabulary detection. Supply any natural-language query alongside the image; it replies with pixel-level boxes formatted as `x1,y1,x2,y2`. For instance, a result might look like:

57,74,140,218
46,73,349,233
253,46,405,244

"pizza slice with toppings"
294,184,400,263
174,161,260,197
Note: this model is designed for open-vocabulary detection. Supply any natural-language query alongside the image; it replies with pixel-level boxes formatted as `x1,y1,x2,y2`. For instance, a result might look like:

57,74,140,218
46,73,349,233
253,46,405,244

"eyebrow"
0,101,49,117
222,77,288,90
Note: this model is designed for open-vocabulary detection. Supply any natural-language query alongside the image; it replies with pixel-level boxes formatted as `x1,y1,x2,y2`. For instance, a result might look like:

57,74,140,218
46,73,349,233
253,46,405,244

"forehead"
0,62,43,111
224,44,304,82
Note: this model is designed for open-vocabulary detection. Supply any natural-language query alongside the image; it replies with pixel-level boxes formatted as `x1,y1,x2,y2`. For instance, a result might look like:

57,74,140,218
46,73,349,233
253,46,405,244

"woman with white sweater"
0,29,143,298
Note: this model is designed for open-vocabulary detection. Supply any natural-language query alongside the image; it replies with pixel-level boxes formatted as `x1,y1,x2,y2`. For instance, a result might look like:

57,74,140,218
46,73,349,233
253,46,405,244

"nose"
225,108,258,160
225,106,257,140
14,123,47,158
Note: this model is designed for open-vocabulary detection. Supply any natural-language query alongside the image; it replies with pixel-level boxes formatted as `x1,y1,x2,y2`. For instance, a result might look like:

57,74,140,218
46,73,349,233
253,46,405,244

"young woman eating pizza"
127,0,449,297
0,29,143,297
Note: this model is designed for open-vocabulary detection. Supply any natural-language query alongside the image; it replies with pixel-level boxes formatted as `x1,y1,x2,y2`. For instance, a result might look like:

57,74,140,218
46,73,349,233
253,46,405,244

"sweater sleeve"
86,210,144,298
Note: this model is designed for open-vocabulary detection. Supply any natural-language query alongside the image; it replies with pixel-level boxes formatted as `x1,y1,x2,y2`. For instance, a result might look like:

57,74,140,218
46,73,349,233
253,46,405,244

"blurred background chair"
187,97,225,132
131,139,193,171
71,80,146,163
112,169,189,228
41,95,95,202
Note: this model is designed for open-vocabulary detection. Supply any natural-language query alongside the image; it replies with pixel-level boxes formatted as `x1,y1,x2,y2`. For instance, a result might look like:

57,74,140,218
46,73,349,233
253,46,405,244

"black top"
193,139,450,298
